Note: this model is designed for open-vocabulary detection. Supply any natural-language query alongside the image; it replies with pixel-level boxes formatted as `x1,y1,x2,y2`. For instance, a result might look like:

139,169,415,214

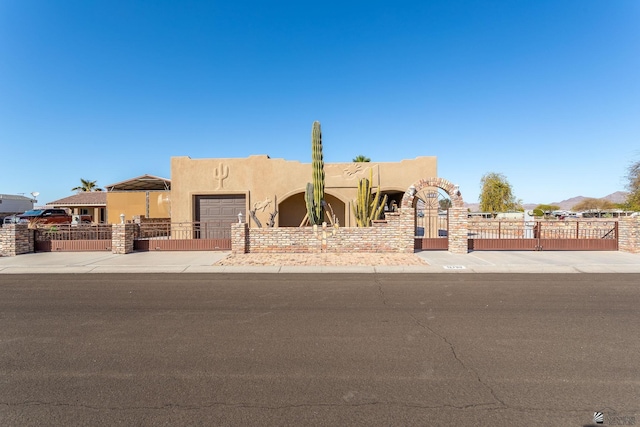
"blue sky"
1,0,639,206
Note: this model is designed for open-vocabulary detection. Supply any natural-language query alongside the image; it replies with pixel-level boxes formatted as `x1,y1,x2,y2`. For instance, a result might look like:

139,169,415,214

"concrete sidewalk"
1,250,640,273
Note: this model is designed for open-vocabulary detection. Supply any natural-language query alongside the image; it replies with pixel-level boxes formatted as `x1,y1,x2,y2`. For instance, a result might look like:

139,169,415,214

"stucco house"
170,154,438,235
47,174,171,224
48,192,107,223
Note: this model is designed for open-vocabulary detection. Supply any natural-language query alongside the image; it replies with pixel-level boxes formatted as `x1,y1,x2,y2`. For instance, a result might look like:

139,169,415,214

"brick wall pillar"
112,223,136,254
231,222,248,254
394,208,416,253
619,216,640,254
0,224,33,256
448,207,469,254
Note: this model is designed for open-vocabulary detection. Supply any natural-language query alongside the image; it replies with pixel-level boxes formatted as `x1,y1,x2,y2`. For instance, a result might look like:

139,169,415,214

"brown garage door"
196,195,246,238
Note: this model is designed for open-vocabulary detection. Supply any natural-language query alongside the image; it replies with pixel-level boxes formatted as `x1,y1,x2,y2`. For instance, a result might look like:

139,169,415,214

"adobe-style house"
170,154,438,231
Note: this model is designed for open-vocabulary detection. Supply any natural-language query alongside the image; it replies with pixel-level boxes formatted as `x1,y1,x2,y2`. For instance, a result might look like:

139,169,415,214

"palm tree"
71,179,103,193
352,155,371,162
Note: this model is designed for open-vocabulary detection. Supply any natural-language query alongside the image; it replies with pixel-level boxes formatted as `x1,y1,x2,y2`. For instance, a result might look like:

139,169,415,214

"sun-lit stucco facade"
170,154,437,227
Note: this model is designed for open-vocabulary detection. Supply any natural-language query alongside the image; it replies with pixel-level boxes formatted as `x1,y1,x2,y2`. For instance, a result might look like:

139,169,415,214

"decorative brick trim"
400,177,464,208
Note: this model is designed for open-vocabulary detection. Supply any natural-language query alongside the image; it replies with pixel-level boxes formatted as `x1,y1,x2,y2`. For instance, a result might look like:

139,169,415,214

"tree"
532,204,560,217
439,198,452,210
572,198,615,212
479,172,522,213
71,179,103,193
625,159,640,210
352,155,371,162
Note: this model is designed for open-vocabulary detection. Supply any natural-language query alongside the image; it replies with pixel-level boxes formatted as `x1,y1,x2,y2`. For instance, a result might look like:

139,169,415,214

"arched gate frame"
401,177,469,254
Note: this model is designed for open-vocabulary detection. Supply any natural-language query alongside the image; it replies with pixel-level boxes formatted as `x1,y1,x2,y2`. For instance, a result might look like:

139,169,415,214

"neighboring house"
105,174,171,224
48,192,107,223
0,194,36,222
46,174,171,225
170,154,438,232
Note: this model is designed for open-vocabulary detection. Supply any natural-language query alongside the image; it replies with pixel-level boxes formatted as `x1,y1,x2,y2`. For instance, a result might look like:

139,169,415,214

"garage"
195,195,246,238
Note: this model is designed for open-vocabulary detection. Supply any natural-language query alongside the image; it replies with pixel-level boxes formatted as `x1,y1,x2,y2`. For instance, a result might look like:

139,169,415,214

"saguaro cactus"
353,169,388,227
306,121,325,225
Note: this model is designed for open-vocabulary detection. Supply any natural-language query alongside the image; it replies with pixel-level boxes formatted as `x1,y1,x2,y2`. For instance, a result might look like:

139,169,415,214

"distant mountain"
551,191,628,210
464,192,628,212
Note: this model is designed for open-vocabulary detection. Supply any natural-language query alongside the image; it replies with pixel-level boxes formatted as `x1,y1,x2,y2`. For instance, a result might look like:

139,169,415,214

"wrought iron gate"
467,220,618,251
133,221,231,251
34,224,113,252
414,188,450,250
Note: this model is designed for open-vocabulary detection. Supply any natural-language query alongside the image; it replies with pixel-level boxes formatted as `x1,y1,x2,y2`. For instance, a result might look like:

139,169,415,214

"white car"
2,215,20,225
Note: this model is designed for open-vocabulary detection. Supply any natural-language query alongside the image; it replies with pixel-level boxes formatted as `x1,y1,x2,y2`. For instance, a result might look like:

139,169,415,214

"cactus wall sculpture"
352,169,388,227
214,162,229,189
305,121,325,225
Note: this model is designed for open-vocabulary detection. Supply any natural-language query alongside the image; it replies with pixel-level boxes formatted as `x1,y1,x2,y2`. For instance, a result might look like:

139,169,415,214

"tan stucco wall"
107,191,171,224
170,155,437,227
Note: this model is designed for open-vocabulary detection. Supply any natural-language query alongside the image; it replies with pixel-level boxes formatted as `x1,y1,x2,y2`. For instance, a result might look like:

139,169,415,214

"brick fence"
3,215,640,256
0,224,34,256
619,216,640,253
232,210,415,254
447,207,469,254
111,223,136,254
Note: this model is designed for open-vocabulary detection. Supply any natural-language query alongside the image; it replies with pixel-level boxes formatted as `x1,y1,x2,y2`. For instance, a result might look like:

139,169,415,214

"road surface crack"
375,278,388,306
407,313,507,409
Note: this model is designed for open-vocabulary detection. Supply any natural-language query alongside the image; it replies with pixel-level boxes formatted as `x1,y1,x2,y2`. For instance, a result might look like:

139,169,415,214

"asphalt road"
1,273,639,426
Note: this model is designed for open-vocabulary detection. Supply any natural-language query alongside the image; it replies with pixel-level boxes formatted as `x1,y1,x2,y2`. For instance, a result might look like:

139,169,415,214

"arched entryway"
277,192,346,227
401,177,467,252
376,189,405,213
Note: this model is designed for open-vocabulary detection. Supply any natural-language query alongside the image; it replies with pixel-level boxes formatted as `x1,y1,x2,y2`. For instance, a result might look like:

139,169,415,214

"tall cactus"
306,121,325,225
352,169,388,227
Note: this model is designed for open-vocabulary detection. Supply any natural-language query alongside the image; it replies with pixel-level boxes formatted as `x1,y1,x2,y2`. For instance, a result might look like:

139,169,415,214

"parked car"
18,209,92,225
2,215,21,225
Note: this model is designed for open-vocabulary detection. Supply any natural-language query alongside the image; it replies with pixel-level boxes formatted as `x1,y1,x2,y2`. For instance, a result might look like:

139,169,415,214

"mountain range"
464,191,629,212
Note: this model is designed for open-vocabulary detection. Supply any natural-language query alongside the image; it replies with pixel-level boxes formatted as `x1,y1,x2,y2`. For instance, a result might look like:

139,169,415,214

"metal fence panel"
467,220,618,251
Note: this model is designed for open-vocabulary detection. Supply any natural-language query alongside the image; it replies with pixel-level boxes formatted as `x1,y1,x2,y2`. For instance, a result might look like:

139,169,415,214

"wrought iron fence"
136,222,231,240
34,224,113,241
468,221,617,240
